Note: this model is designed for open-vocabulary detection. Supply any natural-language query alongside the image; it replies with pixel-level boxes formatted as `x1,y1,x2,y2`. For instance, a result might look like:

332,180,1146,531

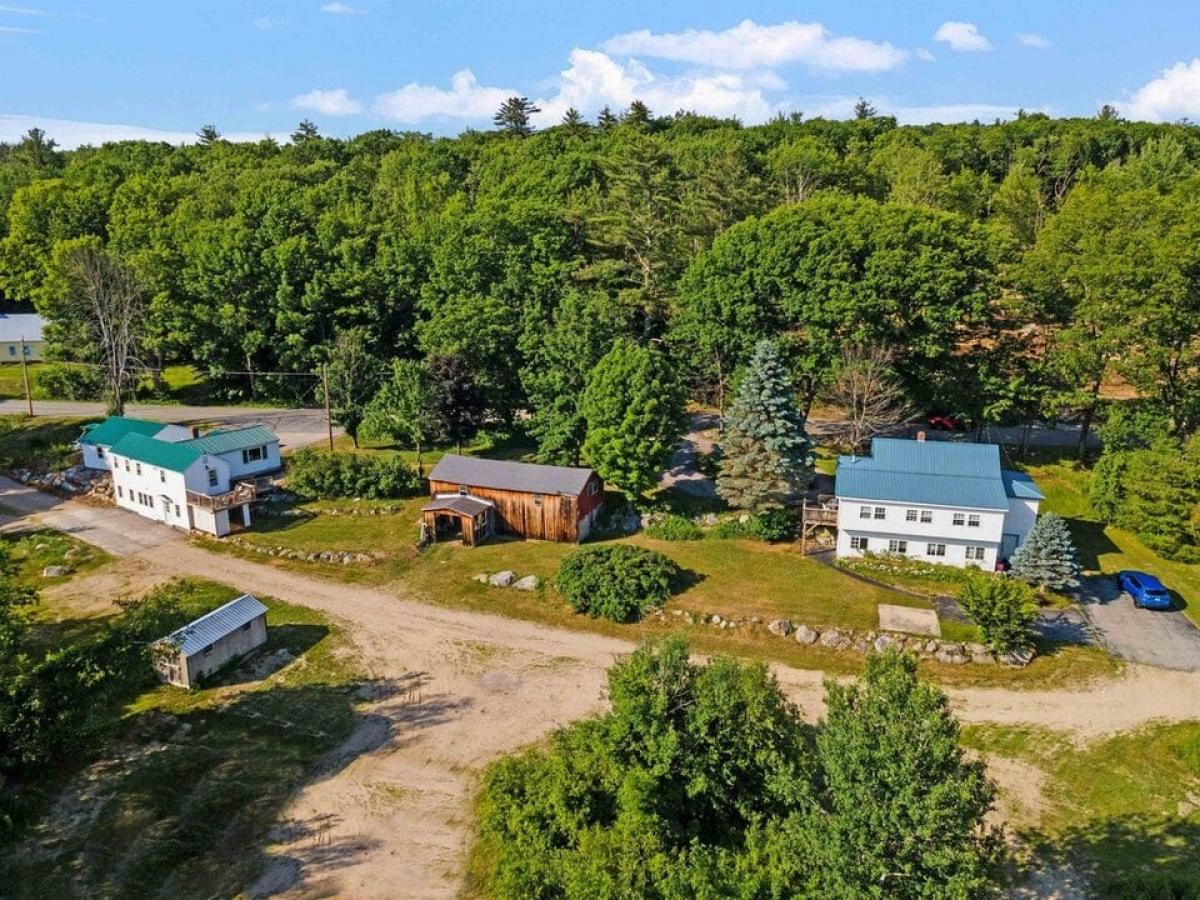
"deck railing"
186,481,256,512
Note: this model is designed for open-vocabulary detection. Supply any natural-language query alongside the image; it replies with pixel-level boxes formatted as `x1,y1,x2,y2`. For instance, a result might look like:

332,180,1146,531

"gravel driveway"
1079,575,1200,671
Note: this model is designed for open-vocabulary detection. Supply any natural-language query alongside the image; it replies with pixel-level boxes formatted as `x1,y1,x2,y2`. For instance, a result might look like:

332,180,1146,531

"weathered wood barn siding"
427,478,596,542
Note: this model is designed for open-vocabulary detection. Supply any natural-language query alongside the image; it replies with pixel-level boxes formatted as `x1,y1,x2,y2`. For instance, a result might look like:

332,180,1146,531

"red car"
927,412,969,431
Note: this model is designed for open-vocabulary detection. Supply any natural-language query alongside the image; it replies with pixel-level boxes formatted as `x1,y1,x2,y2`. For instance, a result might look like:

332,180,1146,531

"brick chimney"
916,430,926,442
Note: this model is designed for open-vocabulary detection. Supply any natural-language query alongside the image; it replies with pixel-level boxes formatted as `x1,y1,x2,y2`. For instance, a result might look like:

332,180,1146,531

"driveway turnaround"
1080,575,1200,671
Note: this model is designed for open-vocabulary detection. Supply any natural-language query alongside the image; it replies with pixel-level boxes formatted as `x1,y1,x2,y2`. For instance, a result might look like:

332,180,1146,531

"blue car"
1118,570,1174,610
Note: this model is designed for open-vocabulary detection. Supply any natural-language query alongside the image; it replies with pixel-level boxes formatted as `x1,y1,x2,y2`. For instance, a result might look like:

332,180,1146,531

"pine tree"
717,339,814,511
291,119,320,142
596,105,619,131
560,107,588,136
624,100,653,128
853,97,877,120
493,96,541,136
1010,513,1081,590
196,124,222,145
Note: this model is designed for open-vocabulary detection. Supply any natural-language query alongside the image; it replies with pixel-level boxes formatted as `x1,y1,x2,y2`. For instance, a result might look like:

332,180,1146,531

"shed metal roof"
835,438,1013,511
0,313,45,343
422,494,494,516
79,416,168,447
157,594,268,657
110,432,204,473
428,454,596,496
180,424,277,456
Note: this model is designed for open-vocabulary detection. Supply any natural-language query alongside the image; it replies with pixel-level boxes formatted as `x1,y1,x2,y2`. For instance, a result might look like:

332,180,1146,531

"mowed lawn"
1026,460,1200,626
964,721,1200,895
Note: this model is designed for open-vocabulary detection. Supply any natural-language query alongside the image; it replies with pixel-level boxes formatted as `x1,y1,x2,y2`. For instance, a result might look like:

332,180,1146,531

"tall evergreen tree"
291,119,320,142
1009,513,1082,590
853,97,877,119
196,124,221,145
492,97,540,136
596,105,618,130
559,107,587,136
717,339,814,510
624,100,653,128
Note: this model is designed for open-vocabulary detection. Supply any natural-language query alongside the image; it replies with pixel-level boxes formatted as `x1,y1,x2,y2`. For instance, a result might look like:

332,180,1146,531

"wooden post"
19,337,32,417
800,500,807,556
322,364,334,451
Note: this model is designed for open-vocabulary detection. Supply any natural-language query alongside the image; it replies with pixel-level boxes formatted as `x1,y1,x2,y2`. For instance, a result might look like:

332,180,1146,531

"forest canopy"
1,109,1199,450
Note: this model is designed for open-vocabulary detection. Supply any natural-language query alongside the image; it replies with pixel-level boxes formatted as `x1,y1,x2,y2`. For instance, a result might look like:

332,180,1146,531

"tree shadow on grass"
671,566,707,595
1062,516,1121,572
3,674,475,900
209,623,330,687
1018,814,1200,899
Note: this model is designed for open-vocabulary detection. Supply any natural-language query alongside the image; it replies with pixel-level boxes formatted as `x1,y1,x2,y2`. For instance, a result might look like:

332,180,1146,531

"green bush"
286,448,421,500
645,514,703,541
556,545,678,622
957,573,1038,655
707,509,798,542
34,363,103,401
839,553,975,585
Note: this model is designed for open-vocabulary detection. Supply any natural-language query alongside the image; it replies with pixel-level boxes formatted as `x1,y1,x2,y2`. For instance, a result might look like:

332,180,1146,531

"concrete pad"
878,604,940,636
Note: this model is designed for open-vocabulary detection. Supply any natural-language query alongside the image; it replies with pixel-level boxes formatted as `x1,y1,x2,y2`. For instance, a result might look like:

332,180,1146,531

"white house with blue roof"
834,436,1044,570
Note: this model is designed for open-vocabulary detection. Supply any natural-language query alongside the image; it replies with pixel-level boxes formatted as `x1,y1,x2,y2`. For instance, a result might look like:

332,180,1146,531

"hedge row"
287,449,422,500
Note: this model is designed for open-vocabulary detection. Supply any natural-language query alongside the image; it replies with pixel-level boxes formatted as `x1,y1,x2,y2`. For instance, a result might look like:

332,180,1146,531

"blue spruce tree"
1010,513,1081,590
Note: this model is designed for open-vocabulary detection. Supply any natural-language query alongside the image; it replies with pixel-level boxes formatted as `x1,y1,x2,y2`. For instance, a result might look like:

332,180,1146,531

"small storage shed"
424,454,603,544
152,594,268,688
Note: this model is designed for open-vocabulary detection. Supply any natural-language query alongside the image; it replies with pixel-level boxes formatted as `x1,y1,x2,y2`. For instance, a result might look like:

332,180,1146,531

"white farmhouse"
834,437,1043,570
104,422,280,537
78,416,193,470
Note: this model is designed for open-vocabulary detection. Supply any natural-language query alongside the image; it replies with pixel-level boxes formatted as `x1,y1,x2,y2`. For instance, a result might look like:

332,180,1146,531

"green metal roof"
180,425,277,456
110,432,204,473
78,416,166,447
835,438,1015,511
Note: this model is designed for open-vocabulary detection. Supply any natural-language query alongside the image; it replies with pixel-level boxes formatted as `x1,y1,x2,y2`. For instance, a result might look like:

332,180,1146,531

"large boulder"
794,624,819,645
512,575,540,591
488,570,516,587
767,618,793,637
42,565,69,577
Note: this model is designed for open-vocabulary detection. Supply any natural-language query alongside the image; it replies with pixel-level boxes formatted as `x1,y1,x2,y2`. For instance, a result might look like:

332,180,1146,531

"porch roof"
422,495,493,517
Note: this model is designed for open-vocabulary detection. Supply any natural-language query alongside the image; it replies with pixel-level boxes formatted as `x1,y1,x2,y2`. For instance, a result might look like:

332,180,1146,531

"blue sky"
3,1,1200,146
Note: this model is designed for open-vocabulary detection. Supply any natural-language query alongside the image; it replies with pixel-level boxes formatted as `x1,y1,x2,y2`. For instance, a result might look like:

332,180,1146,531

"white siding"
1004,497,1040,548
218,440,281,480
110,453,233,536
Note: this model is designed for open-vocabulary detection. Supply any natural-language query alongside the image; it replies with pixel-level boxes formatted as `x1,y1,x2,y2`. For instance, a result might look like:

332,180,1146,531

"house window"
968,514,981,528
589,481,600,496
117,485,123,498
124,459,130,472
458,484,469,495
926,543,947,557
96,447,105,459
243,446,265,463
207,469,218,488
920,510,933,523
850,536,869,551
163,499,172,516
6,346,13,357
160,470,166,483
874,506,886,520
533,494,543,507
952,513,965,526
859,505,872,519
135,463,142,476
905,509,918,522
888,539,908,554
965,546,986,561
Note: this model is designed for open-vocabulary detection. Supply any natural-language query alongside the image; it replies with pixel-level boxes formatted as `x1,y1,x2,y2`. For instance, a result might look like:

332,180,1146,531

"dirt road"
13,489,1200,898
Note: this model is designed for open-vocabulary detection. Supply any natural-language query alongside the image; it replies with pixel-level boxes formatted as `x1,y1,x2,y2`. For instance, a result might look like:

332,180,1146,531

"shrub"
707,509,798,542
34,363,103,401
556,545,677,622
645,514,703,541
838,553,974,585
957,573,1038,655
286,449,421,500
1010,513,1081,591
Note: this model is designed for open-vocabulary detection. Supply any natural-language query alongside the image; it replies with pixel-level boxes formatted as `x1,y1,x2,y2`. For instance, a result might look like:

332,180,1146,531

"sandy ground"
43,543,1199,899
9,481,1200,898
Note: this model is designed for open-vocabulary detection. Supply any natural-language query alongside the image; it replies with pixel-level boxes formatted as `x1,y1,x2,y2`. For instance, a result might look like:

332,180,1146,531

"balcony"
187,481,256,512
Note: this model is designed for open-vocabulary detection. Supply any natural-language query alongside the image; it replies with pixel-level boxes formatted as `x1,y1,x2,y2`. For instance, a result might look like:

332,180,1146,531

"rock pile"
12,465,109,498
643,609,1029,667
225,536,374,566
474,571,541,591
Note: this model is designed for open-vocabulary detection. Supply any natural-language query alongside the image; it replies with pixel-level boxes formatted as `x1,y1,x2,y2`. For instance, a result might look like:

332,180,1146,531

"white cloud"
320,2,364,14
0,4,48,14
916,48,935,62
801,96,1037,124
1016,32,1051,49
933,21,992,52
374,69,517,122
292,87,362,116
1122,58,1200,122
601,18,905,72
0,114,276,149
0,24,39,32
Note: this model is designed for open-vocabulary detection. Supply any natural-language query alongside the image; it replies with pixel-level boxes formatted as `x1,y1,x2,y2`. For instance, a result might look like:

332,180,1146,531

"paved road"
0,399,338,451
1079,575,1200,671
0,475,182,555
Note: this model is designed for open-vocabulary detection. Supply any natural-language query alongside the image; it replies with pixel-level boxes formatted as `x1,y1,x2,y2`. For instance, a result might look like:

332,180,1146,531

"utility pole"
19,338,32,417
322,364,334,451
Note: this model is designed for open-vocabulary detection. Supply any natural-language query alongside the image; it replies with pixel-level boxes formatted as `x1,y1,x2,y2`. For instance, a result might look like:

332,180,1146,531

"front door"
1000,533,1019,560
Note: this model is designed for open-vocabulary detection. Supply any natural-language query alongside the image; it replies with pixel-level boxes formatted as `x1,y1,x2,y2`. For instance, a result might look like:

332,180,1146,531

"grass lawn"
211,495,1117,689
1026,459,1200,626
964,721,1200,896
0,414,93,470
4,527,111,585
2,577,368,899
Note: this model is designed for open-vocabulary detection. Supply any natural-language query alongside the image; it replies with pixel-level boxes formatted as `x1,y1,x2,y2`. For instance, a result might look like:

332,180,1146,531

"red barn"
422,454,604,546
